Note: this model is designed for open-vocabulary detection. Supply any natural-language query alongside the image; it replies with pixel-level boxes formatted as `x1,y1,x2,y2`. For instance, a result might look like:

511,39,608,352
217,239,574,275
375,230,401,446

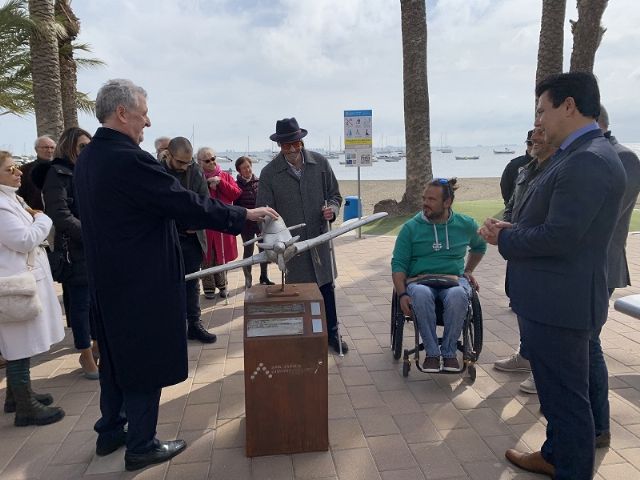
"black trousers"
93,344,162,454
180,235,204,324
319,282,338,337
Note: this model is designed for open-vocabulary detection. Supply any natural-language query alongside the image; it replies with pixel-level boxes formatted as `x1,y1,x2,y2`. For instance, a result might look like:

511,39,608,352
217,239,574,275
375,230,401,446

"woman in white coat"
0,151,65,426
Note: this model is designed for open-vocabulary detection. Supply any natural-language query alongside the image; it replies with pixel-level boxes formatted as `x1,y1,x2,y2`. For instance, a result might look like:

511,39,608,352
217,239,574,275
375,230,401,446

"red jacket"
204,170,241,264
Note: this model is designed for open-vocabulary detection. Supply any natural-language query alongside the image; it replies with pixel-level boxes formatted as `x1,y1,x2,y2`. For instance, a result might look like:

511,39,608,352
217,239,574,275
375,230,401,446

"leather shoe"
125,439,187,471
96,429,127,456
596,431,611,449
505,449,554,477
259,276,275,286
187,321,217,344
328,335,349,354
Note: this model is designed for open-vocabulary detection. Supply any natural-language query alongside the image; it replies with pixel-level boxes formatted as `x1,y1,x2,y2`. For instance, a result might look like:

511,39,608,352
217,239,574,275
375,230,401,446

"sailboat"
437,133,452,153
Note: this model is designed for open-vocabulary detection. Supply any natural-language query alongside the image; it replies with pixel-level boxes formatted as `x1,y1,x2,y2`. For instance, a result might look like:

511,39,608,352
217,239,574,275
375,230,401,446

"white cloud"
1,0,638,156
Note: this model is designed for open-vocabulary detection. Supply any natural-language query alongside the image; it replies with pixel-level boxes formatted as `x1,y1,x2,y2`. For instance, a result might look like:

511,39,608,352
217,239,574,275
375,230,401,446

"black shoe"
596,431,611,449
96,429,127,456
259,277,275,286
328,335,349,354
124,439,187,471
187,321,217,344
4,385,53,413
219,289,229,298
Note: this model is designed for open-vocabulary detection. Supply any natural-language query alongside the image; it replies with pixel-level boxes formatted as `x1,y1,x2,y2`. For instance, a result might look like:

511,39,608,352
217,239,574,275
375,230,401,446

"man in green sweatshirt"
391,178,486,372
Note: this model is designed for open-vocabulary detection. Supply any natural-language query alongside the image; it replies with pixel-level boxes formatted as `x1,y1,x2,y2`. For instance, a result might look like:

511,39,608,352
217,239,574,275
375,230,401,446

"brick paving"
1,233,640,479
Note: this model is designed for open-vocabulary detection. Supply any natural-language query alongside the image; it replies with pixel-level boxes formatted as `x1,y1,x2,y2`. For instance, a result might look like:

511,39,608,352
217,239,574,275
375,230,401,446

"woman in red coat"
196,147,241,298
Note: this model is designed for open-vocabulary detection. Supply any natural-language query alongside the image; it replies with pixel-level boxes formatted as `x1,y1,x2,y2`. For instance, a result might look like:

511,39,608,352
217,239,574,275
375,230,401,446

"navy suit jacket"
498,129,626,331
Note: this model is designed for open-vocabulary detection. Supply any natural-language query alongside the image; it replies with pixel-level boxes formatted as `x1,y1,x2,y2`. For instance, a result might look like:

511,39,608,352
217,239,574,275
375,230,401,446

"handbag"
0,251,43,324
407,274,460,289
47,234,73,283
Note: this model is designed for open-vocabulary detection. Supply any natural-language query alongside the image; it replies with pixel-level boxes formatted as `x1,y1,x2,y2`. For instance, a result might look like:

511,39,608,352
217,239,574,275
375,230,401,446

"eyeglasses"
281,141,303,150
525,140,533,146
201,157,216,164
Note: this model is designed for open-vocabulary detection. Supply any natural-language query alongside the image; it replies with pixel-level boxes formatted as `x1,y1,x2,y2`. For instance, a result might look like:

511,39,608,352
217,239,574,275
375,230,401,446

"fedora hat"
270,117,308,143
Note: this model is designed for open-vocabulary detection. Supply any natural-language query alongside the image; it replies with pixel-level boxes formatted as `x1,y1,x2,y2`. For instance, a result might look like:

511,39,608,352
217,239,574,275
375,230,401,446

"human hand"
464,271,479,291
478,218,512,245
25,207,42,218
399,294,412,317
321,206,334,221
208,176,220,188
246,206,279,223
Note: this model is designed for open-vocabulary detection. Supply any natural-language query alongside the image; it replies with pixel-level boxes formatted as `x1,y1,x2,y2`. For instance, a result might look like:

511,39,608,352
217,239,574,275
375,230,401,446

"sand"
337,177,502,217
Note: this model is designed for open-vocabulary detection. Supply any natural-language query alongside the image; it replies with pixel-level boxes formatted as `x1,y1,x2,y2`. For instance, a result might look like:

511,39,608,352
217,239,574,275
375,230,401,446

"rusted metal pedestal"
244,283,328,457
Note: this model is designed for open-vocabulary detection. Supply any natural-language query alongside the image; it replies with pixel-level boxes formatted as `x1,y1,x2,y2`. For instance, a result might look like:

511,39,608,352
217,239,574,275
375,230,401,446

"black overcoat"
74,128,246,391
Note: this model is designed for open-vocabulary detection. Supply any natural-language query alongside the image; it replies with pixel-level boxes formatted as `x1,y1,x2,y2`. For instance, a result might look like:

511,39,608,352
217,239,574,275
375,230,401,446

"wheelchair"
390,285,483,380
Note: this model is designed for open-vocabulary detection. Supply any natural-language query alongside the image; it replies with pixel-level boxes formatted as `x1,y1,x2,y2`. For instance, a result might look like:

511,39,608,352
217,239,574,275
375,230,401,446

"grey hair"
33,135,55,148
597,104,610,129
154,136,170,150
95,79,147,123
196,147,215,161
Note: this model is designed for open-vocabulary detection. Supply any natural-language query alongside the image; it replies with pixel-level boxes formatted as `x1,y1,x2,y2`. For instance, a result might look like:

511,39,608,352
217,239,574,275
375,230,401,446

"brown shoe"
442,357,460,372
505,450,554,477
422,356,440,373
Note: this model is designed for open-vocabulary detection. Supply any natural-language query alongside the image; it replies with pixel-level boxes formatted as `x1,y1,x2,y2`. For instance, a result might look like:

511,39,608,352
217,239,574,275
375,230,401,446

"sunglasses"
281,141,303,150
435,178,449,185
201,157,216,164
6,165,19,175
525,140,533,146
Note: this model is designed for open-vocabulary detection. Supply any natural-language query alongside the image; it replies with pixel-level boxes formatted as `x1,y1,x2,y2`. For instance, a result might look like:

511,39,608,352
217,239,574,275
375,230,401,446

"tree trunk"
28,0,63,139
535,0,566,89
399,0,431,213
570,0,608,73
56,0,79,129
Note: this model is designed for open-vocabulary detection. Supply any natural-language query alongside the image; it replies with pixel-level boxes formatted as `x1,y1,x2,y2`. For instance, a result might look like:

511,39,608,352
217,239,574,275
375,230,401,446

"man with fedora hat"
257,117,348,354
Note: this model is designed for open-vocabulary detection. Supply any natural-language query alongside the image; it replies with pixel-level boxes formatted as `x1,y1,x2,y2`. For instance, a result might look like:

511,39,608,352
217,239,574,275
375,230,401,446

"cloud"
1,0,638,156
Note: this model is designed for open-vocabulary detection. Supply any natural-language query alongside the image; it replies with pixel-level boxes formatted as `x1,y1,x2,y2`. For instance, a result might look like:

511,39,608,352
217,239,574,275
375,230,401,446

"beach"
338,177,502,216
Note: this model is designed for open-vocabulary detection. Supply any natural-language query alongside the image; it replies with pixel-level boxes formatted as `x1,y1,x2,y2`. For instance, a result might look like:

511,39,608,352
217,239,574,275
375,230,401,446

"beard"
284,151,301,164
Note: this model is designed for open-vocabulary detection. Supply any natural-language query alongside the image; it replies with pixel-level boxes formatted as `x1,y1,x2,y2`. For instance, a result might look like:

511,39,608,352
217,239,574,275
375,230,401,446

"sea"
219,143,640,181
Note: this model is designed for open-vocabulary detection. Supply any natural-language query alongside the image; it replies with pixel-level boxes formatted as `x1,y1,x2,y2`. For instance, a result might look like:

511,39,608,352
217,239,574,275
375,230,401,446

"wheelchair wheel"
402,359,410,377
470,290,483,359
391,292,405,360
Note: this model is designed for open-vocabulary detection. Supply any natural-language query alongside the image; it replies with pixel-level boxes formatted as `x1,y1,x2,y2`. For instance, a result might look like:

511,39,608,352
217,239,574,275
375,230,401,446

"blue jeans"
63,283,95,350
407,277,471,358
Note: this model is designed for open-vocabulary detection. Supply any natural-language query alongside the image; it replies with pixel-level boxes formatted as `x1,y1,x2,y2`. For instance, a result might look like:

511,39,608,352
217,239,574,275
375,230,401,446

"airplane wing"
185,251,269,281
293,212,388,254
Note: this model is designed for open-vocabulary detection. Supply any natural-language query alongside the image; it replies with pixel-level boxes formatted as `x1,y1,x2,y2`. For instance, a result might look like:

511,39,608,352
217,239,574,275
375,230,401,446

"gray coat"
256,150,342,286
607,134,640,289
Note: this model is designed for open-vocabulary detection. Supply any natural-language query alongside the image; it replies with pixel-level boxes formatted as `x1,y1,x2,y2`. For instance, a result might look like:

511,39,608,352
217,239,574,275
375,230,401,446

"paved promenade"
1,233,640,479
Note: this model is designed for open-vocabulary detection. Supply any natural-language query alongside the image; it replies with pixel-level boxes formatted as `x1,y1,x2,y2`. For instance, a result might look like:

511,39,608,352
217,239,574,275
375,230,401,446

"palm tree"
570,0,608,72
0,0,33,116
55,0,79,128
28,0,63,139
399,0,431,213
535,0,566,89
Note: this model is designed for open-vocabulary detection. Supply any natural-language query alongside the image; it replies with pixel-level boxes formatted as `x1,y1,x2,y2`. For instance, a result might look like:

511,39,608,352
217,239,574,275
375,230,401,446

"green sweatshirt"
391,210,487,277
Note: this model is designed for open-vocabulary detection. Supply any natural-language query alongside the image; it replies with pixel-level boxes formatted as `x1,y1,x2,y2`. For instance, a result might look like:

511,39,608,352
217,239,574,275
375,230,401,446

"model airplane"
185,212,388,284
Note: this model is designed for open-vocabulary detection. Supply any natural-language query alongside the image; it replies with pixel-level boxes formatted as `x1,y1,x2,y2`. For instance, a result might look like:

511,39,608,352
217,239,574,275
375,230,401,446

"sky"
1,0,639,156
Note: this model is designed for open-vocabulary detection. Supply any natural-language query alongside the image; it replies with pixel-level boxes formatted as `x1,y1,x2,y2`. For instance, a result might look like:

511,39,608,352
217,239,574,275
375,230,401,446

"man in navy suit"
480,72,626,479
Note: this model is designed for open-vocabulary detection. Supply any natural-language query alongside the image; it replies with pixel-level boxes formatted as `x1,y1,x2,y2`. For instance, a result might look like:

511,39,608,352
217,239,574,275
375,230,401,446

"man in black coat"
499,130,533,205
17,135,56,210
590,105,640,449
74,79,277,471
480,72,626,479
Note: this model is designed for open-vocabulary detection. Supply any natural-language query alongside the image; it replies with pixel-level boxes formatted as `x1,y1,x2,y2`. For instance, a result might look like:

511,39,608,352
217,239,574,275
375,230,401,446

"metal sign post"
343,110,372,239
